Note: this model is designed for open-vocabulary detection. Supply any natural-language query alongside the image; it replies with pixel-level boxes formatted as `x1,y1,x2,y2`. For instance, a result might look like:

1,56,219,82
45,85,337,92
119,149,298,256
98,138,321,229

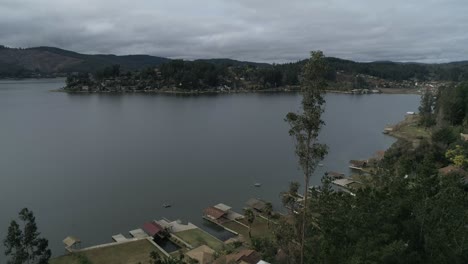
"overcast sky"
1,0,467,63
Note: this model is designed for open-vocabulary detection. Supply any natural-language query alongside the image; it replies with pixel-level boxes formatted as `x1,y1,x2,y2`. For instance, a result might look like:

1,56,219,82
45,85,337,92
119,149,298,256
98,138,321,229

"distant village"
62,65,452,95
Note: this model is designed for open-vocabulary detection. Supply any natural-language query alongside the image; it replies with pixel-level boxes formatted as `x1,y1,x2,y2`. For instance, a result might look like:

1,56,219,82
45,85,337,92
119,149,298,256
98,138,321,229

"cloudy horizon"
1,0,468,63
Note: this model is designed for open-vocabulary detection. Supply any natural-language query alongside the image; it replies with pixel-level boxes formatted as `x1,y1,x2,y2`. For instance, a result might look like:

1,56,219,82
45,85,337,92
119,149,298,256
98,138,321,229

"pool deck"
156,218,198,232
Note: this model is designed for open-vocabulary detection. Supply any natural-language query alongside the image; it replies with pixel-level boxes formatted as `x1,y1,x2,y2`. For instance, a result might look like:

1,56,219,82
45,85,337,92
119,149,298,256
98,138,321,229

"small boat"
318,163,324,167
254,183,262,187
163,204,171,208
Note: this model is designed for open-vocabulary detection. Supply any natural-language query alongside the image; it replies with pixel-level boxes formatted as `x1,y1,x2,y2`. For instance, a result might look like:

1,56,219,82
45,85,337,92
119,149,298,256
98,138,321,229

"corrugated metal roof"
214,203,232,212
203,206,226,219
246,198,267,211
63,236,81,247
143,222,163,236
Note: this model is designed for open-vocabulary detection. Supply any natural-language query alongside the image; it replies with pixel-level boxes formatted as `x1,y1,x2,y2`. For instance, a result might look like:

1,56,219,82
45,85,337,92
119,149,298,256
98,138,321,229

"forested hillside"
3,45,468,86
250,82,468,264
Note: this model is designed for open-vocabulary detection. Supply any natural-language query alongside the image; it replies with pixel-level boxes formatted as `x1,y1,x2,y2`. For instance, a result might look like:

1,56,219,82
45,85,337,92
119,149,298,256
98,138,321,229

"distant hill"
0,45,170,77
0,46,277,78
195,58,270,68
2,44,468,82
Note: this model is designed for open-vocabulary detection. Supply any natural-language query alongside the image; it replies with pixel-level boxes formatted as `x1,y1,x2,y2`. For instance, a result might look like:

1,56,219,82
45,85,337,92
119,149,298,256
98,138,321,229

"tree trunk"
301,176,309,264
300,135,312,264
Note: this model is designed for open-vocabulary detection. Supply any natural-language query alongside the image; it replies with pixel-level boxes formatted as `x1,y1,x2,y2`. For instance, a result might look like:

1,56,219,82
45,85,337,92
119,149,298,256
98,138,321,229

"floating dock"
111,234,128,243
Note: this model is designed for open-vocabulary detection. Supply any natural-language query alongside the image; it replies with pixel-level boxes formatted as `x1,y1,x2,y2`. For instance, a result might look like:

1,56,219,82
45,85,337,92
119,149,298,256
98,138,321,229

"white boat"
254,183,261,187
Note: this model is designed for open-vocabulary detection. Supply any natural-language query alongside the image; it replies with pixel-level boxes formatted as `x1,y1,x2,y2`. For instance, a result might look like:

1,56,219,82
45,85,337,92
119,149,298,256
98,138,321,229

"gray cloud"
1,0,467,63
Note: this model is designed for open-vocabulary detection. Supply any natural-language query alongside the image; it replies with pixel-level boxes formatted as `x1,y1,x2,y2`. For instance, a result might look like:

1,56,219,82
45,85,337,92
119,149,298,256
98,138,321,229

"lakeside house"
374,150,386,161
185,245,216,264
331,178,362,196
438,165,468,184
368,150,386,166
62,236,81,252
332,178,358,189
143,221,165,239
383,127,394,134
349,159,368,170
245,198,267,213
57,207,266,263
439,165,466,176
213,249,262,264
460,133,468,141
325,171,345,180
203,203,244,224
203,206,227,223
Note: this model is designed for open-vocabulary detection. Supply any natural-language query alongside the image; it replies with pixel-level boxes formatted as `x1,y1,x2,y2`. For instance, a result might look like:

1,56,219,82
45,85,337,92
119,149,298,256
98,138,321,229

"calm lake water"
0,79,419,258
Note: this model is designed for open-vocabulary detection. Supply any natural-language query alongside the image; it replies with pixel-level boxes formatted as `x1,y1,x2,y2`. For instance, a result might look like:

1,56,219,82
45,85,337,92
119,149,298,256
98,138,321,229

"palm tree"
264,202,273,227
289,181,300,196
244,208,255,238
281,181,300,214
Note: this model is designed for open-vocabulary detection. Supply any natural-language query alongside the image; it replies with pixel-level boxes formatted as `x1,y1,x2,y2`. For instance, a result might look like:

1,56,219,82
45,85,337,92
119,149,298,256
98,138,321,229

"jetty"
349,160,368,171
325,171,345,180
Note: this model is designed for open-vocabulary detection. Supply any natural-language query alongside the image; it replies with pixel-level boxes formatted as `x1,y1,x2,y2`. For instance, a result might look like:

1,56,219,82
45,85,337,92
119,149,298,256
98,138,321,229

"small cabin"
203,206,226,222
350,160,368,169
460,133,468,141
245,198,267,213
325,171,345,180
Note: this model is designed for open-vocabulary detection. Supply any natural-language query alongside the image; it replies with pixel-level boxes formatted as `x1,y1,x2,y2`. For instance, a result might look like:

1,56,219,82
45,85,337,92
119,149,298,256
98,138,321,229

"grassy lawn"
50,239,163,264
223,217,274,244
174,229,223,251
390,115,431,142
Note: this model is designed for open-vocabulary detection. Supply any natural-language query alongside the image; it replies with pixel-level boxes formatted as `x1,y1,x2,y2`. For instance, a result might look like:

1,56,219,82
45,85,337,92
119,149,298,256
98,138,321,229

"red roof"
143,222,163,236
203,206,226,220
439,165,466,176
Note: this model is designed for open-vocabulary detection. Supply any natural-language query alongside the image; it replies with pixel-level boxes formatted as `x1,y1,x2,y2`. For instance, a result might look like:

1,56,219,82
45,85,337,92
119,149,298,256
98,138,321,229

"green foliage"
446,145,468,168
352,76,369,89
254,79,468,263
251,237,277,263
281,181,301,214
264,202,273,227
286,51,329,264
159,60,226,89
267,159,467,263
432,126,458,146
3,208,51,264
66,73,91,89
149,251,184,264
418,90,436,127
95,64,120,79
76,254,93,264
289,181,300,195
437,82,468,126
244,208,255,238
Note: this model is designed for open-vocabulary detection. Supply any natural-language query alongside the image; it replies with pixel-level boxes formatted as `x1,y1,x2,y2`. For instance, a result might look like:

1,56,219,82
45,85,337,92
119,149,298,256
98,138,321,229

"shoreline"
52,87,421,95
